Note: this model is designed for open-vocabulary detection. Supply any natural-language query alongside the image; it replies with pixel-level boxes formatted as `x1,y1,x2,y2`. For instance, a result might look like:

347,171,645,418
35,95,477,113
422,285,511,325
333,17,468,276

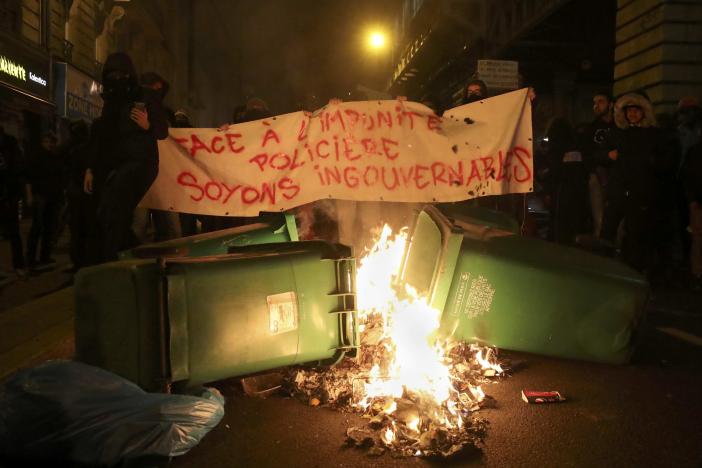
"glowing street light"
367,30,387,51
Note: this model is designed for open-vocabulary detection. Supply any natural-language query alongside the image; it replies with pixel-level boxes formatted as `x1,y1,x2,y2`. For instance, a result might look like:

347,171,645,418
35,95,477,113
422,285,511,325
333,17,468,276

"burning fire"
353,224,503,454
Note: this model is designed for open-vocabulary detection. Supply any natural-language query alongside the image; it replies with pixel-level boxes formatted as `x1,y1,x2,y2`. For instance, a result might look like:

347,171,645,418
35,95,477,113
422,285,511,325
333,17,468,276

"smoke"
297,200,422,255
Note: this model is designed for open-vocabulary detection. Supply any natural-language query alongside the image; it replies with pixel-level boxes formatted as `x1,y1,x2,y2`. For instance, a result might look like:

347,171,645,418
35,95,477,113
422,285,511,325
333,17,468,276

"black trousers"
0,197,25,269
68,189,97,270
601,192,651,271
26,194,62,265
96,162,157,262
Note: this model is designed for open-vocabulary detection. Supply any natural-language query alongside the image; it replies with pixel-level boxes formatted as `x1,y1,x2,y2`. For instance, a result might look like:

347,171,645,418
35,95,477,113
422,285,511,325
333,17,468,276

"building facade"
388,0,701,130
0,0,194,148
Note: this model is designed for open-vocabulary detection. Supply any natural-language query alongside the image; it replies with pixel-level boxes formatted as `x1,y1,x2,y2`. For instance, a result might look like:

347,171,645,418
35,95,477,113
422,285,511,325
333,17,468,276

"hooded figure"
83,52,169,262
462,79,488,105
601,92,672,273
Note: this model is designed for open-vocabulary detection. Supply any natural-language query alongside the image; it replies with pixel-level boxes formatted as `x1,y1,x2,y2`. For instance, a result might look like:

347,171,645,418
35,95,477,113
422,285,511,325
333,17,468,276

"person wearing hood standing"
83,52,168,262
132,72,181,243
601,92,672,276
462,79,488,105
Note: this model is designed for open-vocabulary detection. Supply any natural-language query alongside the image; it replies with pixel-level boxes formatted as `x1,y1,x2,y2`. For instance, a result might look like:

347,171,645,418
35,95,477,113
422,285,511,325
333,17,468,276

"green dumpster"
75,241,357,391
400,206,648,364
435,202,521,234
119,212,299,260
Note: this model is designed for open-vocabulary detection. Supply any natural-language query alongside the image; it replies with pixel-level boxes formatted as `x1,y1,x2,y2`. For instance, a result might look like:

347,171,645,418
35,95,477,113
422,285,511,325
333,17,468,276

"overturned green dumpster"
401,206,649,364
75,240,357,391
119,213,298,260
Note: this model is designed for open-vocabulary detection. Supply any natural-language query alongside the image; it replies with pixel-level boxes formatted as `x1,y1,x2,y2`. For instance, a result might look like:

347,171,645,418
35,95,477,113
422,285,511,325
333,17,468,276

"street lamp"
366,29,388,53
368,31,386,51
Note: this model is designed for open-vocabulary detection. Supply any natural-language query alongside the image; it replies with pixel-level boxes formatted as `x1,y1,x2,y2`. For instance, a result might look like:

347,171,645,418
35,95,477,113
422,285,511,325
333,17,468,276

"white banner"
141,88,533,216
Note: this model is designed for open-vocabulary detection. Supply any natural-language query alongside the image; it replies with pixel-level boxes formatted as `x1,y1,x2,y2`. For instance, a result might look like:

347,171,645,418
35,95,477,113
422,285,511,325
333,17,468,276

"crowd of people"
1,55,701,291
534,87,702,289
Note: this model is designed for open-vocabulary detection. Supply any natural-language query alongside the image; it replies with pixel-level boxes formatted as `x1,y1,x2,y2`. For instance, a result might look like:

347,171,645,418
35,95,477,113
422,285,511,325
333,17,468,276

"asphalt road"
170,291,702,468
2,224,702,468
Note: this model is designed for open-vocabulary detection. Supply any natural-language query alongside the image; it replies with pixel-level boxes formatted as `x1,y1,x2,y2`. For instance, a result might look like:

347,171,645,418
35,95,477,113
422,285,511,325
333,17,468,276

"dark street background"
199,0,400,114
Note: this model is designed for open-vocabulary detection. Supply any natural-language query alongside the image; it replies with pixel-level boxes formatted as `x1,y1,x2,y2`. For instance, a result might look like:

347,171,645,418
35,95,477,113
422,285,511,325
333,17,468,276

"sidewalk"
0,219,75,379
0,287,74,380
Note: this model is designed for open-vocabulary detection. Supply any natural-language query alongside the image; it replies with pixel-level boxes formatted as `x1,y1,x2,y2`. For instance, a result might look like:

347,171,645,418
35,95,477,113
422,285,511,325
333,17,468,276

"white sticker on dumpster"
453,273,495,318
267,292,298,334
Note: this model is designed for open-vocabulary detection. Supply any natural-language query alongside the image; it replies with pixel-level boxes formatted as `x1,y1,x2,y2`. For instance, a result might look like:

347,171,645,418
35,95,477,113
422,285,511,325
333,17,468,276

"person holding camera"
83,52,168,262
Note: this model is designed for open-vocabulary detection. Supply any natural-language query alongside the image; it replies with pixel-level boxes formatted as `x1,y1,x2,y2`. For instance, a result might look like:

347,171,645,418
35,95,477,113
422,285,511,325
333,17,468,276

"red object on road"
521,390,565,404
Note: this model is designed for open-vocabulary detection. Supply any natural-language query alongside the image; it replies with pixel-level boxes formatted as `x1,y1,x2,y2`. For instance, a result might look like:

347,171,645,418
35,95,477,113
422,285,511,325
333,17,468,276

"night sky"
207,0,400,114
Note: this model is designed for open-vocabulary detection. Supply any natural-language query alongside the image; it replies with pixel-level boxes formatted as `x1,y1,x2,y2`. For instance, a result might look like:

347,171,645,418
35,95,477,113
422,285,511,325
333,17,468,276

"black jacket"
88,86,168,178
606,93,672,204
684,142,702,204
606,126,668,203
586,117,617,171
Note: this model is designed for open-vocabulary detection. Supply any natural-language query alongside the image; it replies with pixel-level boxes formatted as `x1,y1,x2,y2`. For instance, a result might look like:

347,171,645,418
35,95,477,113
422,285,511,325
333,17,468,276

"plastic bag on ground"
0,360,224,466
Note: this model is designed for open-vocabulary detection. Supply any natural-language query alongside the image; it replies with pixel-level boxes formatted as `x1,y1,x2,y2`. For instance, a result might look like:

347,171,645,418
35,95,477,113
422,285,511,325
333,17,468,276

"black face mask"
102,75,134,102
464,93,483,104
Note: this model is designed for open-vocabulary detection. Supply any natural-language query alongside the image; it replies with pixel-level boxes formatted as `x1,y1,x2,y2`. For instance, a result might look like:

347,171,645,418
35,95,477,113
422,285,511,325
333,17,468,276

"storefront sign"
54,62,103,121
0,38,51,101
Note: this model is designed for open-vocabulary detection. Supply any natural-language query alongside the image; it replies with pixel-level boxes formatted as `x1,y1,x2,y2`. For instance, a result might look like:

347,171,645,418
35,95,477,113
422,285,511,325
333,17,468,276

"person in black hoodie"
83,52,168,262
601,92,671,273
462,79,488,105
132,71,181,242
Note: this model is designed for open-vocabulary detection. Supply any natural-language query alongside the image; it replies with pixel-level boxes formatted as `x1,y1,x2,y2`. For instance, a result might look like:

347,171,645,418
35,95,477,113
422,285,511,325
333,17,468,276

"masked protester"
83,52,168,262
131,72,181,243
462,79,488,105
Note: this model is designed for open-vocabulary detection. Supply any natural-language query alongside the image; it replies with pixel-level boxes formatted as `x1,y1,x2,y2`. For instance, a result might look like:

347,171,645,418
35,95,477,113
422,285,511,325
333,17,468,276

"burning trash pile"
284,225,505,458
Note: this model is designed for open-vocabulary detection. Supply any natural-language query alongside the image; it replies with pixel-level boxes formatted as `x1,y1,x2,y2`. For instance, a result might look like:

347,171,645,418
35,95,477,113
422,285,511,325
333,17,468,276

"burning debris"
283,224,505,459
285,339,500,458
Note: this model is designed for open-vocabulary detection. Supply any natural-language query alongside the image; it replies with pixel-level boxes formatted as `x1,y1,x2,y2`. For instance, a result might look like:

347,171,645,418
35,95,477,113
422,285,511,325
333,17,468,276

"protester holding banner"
132,71,181,243
173,109,200,237
462,79,488,105
83,52,169,262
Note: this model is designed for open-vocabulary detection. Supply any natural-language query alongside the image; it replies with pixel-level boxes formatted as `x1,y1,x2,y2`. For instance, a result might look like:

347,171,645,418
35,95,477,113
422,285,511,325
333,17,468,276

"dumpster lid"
398,206,463,312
